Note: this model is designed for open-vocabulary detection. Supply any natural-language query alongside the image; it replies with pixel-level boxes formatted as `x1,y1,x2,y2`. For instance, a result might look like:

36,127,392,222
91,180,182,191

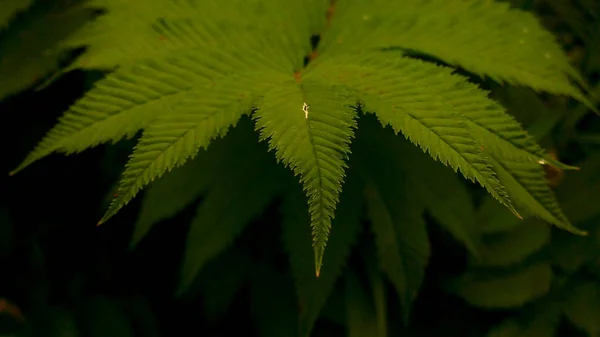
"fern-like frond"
281,169,362,337
178,125,288,292
321,0,587,100
254,78,357,276
357,138,430,321
313,52,514,214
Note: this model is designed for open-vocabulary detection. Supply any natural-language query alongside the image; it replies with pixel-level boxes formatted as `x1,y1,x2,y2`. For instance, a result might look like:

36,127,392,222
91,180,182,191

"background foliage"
1,0,599,336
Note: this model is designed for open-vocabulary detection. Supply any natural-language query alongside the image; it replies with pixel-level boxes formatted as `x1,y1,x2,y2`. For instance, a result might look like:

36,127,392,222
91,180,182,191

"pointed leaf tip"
314,246,324,278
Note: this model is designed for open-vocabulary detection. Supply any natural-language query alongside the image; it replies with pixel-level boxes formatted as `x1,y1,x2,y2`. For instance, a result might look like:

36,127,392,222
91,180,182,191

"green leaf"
281,165,363,337
477,196,524,234
314,52,515,215
399,140,480,256
475,220,551,267
363,244,389,337
10,23,286,175
450,263,553,309
194,249,251,318
255,77,357,276
556,155,600,224
62,0,327,71
132,119,262,246
0,0,32,28
487,154,585,235
345,269,386,337
358,130,430,321
550,229,599,272
487,301,561,337
323,0,587,100
563,282,600,337
0,2,96,100
177,126,287,292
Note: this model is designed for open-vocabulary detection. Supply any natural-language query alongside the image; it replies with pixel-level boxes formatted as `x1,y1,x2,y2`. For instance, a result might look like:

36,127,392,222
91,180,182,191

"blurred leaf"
194,249,251,318
250,263,298,337
556,155,600,224
477,196,524,234
550,228,599,272
282,169,362,337
363,171,429,322
563,282,600,337
132,121,268,247
0,0,32,28
81,296,134,337
486,300,561,337
0,1,97,100
357,120,430,322
363,246,388,337
490,85,560,140
125,297,159,337
44,306,80,337
178,121,288,293
476,220,550,267
402,143,480,257
345,269,386,337
450,263,553,309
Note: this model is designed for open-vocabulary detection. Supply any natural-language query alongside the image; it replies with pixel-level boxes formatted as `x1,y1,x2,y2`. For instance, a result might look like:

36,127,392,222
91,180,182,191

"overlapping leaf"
178,121,288,292
357,131,430,321
131,118,272,246
313,52,513,212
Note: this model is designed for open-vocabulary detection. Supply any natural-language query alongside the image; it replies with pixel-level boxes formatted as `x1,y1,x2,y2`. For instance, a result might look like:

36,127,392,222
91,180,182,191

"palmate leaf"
315,52,586,234
255,78,357,276
11,0,592,277
313,52,514,213
281,164,362,337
